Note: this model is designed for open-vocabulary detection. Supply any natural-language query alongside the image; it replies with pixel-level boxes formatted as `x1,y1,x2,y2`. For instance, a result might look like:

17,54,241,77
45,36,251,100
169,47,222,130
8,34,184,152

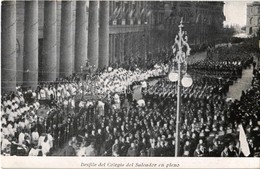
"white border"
1,157,260,169
1,0,260,169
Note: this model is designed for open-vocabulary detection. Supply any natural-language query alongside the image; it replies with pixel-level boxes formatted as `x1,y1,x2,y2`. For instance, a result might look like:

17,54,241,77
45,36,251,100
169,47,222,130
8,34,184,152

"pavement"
226,66,254,101
226,54,259,101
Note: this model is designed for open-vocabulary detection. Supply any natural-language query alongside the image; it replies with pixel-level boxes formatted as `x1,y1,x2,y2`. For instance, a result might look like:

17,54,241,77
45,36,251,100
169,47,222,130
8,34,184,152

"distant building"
246,1,260,35
152,1,225,48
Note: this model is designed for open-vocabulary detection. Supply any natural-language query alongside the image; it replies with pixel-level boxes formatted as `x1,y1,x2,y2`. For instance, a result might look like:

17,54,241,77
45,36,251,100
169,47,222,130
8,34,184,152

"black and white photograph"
1,0,260,168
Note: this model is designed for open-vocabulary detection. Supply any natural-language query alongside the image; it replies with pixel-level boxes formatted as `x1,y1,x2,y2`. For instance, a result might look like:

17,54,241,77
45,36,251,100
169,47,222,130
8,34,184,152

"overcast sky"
224,1,253,27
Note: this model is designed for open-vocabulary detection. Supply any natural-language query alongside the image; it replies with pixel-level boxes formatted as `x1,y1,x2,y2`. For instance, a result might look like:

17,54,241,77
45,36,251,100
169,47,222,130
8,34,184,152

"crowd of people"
0,63,168,156
142,72,252,157
1,44,259,157
108,47,172,71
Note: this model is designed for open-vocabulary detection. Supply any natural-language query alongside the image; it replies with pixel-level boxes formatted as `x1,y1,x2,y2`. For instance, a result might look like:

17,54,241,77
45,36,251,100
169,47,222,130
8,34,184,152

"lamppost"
168,18,193,157
144,21,148,64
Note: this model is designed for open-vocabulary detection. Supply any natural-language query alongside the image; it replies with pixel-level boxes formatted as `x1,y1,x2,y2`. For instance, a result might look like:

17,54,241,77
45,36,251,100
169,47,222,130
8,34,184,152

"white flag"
239,124,250,157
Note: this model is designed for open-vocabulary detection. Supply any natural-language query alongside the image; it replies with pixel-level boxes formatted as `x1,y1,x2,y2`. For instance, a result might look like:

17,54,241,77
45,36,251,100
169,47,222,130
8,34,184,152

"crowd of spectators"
1,45,259,157
0,63,167,156
108,47,172,71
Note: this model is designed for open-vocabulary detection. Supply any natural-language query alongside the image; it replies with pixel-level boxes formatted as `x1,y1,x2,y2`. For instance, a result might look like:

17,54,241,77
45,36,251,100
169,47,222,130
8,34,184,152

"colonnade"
1,0,109,93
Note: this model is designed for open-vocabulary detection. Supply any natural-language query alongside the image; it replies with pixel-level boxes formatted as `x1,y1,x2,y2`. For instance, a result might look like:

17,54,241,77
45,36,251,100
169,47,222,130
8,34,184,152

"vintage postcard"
1,0,260,168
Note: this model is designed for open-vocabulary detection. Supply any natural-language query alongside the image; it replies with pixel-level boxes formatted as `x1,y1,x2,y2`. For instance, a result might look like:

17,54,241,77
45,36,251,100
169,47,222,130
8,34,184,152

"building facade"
151,1,225,49
1,1,225,93
246,1,260,35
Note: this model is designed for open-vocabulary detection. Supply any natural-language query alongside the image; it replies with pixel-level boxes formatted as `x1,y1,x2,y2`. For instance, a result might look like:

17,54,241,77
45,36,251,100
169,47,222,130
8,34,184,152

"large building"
1,1,225,93
246,1,260,35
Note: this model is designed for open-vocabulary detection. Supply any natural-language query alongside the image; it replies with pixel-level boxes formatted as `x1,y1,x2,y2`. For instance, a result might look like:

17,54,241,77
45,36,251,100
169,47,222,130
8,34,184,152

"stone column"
118,34,121,64
109,35,112,65
75,1,88,73
42,1,57,81
122,33,125,63
110,34,114,65
113,35,116,64
118,34,121,63
24,0,38,90
99,1,109,69
117,34,121,64
130,33,133,62
60,1,73,77
133,32,136,57
88,1,99,70
115,34,118,64
1,1,16,93
120,34,123,63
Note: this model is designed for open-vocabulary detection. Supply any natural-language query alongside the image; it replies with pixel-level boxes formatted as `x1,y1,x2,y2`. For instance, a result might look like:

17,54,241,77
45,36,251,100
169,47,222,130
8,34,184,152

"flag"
239,124,250,157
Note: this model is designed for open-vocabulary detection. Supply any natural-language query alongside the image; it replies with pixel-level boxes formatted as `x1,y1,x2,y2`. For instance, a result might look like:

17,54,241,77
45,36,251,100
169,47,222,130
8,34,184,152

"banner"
239,124,250,157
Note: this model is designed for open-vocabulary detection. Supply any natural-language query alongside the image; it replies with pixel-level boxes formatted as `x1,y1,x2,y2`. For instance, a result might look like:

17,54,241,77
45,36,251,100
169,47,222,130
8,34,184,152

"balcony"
109,24,152,34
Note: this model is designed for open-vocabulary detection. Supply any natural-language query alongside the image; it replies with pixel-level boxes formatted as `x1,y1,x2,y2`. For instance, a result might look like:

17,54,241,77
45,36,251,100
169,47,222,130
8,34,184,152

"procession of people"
1,44,260,157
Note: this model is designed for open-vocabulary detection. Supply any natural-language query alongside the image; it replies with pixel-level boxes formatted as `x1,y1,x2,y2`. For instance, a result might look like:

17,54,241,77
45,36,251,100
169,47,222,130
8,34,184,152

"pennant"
239,124,250,157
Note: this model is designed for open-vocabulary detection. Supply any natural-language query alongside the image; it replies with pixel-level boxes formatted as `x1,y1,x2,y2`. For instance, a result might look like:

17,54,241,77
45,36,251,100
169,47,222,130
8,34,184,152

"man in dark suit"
95,129,103,156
